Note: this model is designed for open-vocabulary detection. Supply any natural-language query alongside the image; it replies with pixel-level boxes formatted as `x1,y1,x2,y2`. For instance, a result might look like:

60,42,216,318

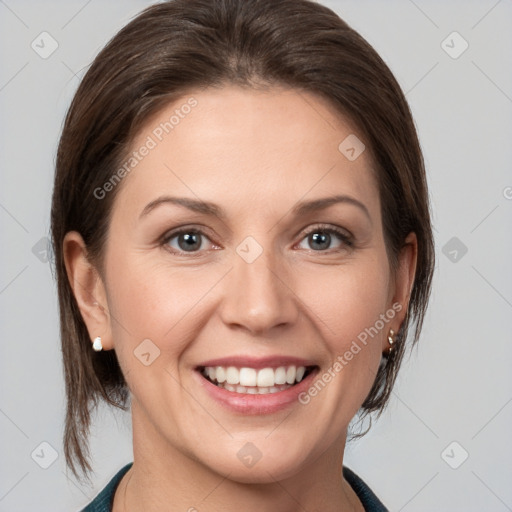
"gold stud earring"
383,329,395,356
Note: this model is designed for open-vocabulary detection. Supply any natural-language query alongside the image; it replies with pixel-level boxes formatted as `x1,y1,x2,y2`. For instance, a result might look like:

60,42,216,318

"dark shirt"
81,462,388,511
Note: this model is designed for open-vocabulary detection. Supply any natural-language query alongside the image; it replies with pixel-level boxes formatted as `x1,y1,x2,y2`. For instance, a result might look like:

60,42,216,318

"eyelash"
161,223,354,257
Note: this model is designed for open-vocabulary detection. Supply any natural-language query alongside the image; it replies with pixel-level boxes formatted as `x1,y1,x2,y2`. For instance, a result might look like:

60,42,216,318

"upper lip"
196,355,317,370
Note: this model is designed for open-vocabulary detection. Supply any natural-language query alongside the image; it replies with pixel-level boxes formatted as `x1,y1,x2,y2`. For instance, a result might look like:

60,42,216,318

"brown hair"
51,0,434,482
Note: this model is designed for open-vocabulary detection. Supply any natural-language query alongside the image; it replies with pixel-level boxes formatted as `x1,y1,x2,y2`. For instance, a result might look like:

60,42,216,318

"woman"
51,0,434,510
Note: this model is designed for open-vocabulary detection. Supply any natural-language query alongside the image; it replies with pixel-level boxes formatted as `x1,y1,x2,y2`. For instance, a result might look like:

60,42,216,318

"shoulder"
80,463,133,512
342,466,389,512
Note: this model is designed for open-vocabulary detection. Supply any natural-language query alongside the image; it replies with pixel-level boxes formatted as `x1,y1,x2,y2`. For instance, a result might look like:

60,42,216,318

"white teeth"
239,367,257,387
216,366,226,383
226,366,239,385
214,383,292,394
257,368,275,387
201,364,309,393
286,366,297,384
274,366,287,385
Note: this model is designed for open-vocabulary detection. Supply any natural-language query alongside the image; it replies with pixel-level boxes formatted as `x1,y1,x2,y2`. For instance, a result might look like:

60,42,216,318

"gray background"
1,0,511,510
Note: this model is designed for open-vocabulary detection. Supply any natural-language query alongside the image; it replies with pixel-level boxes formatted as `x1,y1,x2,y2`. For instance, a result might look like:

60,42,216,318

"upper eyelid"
161,224,214,240
293,223,353,243
303,223,351,237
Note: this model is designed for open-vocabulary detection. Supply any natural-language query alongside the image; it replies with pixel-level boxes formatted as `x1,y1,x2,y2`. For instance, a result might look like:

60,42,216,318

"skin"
64,85,417,512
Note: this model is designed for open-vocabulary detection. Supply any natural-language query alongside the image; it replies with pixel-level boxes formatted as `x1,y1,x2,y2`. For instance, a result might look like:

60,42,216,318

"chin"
196,440,318,484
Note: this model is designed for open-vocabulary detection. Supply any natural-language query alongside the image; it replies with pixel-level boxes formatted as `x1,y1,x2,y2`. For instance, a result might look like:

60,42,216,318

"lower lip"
193,368,319,415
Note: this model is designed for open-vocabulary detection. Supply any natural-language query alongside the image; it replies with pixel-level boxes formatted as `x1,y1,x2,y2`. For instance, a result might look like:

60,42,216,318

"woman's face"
76,85,415,482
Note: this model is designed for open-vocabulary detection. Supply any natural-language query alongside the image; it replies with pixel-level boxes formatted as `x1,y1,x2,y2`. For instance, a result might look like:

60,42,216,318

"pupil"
179,232,201,251
310,232,330,250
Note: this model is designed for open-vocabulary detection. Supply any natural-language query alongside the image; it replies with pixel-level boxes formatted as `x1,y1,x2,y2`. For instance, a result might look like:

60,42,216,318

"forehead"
115,85,380,221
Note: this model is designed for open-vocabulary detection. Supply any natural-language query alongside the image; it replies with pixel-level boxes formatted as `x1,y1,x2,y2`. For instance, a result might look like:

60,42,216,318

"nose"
218,246,299,336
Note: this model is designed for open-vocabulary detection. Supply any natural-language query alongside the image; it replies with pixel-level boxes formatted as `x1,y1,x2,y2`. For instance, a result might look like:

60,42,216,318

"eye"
163,228,215,255
161,224,353,256
297,224,353,252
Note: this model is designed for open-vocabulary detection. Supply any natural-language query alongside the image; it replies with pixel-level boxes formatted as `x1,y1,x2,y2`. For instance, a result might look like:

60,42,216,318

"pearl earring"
92,336,103,351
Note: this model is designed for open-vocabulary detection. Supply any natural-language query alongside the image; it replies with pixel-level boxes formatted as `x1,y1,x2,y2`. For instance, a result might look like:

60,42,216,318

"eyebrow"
140,196,226,220
139,194,371,222
291,195,370,221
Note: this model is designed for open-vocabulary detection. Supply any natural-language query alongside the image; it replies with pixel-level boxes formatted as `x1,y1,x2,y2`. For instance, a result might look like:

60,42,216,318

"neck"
113,402,362,512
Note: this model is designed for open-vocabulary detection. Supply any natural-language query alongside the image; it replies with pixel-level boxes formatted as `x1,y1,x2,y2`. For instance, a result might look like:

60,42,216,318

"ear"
383,232,418,352
63,231,114,351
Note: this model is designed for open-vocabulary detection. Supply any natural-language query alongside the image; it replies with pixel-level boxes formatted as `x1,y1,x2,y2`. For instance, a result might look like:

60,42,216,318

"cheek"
104,254,228,354
103,256,212,411
296,256,391,347
293,255,391,415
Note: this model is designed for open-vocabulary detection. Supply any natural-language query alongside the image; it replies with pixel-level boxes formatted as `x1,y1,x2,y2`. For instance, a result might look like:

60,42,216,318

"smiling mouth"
198,365,317,395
